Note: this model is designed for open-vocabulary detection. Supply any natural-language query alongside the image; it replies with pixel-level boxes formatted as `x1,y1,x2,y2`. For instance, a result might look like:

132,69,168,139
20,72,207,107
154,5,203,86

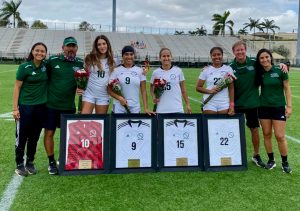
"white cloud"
17,0,298,33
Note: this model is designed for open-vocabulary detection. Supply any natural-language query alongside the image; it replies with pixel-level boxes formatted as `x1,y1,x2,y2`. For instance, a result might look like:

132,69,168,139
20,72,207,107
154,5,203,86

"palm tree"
174,30,185,35
212,10,234,36
238,28,248,35
260,18,280,49
195,25,207,36
0,0,22,28
243,18,263,41
260,18,280,40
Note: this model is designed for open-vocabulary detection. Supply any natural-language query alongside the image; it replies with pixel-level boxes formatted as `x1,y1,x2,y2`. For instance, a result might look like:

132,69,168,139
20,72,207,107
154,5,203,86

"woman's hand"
118,96,128,106
12,109,20,120
286,106,292,118
76,88,84,96
209,86,220,94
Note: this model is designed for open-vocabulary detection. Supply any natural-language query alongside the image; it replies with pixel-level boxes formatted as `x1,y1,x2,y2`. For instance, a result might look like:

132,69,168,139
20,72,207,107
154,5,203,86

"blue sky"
16,0,299,33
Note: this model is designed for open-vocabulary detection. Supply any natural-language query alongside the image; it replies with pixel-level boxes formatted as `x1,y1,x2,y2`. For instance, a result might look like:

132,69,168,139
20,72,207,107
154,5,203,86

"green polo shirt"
230,57,260,109
16,60,48,105
46,55,83,110
260,65,288,107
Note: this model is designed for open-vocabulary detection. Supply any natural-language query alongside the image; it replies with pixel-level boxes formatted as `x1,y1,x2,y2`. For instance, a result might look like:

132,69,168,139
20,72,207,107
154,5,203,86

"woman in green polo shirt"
12,42,48,176
255,48,292,173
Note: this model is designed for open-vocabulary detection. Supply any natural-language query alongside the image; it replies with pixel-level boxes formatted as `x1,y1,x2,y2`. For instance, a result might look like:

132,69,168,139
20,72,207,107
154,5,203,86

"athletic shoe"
48,161,58,175
251,155,266,168
25,161,37,175
282,161,292,174
15,164,28,177
266,160,276,170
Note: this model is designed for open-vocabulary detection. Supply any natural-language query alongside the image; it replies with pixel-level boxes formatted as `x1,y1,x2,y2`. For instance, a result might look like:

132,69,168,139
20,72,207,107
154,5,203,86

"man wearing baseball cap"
44,36,83,175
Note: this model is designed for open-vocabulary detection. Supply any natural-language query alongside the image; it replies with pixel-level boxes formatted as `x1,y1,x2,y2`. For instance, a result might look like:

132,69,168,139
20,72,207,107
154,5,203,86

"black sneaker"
266,160,276,170
25,161,37,175
251,155,266,168
48,161,58,175
15,164,28,177
282,161,292,174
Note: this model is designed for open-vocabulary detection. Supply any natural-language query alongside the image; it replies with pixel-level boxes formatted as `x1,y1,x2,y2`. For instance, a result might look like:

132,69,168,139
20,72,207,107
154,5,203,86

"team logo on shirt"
270,73,279,78
170,74,176,80
131,72,138,77
183,132,189,139
247,66,255,71
41,66,46,72
137,133,144,140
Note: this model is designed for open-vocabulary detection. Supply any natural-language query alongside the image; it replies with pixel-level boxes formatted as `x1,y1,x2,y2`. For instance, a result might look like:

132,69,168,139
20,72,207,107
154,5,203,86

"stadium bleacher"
0,28,258,62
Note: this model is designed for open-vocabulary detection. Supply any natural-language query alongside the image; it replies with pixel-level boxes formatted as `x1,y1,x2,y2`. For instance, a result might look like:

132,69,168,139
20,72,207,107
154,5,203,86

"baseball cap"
63,37,77,46
122,45,135,56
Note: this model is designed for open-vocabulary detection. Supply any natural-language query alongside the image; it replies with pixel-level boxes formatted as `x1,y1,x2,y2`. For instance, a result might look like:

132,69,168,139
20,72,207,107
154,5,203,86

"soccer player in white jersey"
150,48,191,113
196,47,235,115
81,35,119,114
108,46,152,114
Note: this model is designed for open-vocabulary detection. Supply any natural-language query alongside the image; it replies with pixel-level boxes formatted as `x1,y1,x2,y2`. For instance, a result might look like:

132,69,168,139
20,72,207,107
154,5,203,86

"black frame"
202,114,247,171
157,114,204,172
110,114,157,173
59,114,110,175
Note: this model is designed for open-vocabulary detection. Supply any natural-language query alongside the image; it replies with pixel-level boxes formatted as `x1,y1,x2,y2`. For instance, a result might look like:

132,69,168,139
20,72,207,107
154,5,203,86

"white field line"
188,96,202,103
0,112,14,121
285,135,300,144
291,95,300,99
0,127,44,211
0,70,15,74
0,175,24,211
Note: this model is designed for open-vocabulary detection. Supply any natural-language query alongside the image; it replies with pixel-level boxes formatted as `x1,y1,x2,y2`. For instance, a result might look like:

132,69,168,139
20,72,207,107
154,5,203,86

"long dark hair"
27,42,47,61
255,48,274,86
84,35,115,72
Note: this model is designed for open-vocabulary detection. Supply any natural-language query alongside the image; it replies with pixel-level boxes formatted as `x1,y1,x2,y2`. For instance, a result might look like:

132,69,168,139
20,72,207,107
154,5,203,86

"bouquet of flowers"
152,78,167,112
108,79,131,113
202,72,236,108
74,69,89,114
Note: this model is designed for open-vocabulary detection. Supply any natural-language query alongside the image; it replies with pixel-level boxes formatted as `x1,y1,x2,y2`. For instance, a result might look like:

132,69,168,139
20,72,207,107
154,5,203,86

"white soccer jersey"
110,65,146,113
150,66,184,113
207,119,242,166
164,119,198,167
199,65,233,103
83,58,110,99
116,119,152,168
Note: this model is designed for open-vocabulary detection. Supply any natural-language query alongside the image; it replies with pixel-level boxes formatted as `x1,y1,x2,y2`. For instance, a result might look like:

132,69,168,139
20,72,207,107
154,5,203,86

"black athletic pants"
15,104,46,165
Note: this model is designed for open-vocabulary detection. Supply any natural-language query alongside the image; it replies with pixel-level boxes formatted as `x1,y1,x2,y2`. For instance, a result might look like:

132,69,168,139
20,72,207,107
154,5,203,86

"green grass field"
0,64,300,210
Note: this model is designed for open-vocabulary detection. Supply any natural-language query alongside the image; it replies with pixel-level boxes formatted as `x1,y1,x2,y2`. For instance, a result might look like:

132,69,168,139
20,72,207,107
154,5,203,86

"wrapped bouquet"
108,79,131,113
202,72,236,106
74,69,89,114
152,78,167,112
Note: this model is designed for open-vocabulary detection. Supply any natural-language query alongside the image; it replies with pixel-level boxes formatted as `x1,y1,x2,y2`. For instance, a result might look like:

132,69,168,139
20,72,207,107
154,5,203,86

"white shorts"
82,95,110,106
203,100,229,112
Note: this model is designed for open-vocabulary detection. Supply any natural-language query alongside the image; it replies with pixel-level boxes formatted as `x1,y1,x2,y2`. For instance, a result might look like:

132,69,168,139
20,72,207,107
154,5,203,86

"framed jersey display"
59,114,110,175
157,114,203,172
202,114,247,171
110,114,157,173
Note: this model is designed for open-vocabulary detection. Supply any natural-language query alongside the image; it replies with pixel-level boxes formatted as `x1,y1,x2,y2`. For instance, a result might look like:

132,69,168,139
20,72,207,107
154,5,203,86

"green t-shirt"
16,60,48,105
230,57,260,109
46,55,83,110
260,65,288,107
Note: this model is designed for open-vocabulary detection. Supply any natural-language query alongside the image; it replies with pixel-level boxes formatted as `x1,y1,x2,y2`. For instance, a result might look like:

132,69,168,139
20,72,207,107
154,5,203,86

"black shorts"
235,107,260,128
258,106,286,121
44,107,76,130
